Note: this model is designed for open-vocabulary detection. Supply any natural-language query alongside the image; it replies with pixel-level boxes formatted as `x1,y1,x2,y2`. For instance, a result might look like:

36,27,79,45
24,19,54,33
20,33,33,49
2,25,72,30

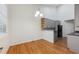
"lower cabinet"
42,30,54,43
67,35,79,53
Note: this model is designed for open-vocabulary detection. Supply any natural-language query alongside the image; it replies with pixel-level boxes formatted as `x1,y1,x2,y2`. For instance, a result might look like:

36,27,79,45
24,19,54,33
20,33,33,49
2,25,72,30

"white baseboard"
0,39,42,54
0,39,38,54
10,38,42,46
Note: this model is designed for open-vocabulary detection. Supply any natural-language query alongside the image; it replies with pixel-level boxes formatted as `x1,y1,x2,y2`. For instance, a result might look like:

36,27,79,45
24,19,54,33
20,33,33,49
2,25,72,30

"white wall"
0,5,7,24
40,4,74,22
40,6,57,20
57,4,74,21
0,5,10,48
7,4,75,45
0,5,7,32
57,4,75,37
8,5,42,45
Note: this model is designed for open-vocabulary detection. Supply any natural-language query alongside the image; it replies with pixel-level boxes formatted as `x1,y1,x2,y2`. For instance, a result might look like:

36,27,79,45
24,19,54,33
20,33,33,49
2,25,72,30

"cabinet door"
42,30,54,43
67,35,79,53
75,5,79,31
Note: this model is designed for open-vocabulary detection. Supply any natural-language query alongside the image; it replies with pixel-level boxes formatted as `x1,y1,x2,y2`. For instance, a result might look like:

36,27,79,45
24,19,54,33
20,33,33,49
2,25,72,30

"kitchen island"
42,28,58,43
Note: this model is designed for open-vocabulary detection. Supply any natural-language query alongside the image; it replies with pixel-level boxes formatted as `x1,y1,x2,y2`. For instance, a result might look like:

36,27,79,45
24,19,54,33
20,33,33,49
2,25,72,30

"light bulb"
35,11,40,17
40,13,43,17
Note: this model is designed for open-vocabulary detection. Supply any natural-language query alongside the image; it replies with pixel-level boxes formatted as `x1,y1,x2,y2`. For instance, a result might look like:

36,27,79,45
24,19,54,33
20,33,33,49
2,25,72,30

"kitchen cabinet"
42,30,54,43
67,35,79,53
75,4,79,31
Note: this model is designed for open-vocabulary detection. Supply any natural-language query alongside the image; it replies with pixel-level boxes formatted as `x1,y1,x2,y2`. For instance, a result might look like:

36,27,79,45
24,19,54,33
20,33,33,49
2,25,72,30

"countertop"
68,32,79,36
43,28,55,30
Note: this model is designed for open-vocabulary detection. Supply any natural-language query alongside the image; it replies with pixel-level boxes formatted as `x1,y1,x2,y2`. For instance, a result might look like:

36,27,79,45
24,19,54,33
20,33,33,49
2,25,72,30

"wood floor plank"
7,39,75,54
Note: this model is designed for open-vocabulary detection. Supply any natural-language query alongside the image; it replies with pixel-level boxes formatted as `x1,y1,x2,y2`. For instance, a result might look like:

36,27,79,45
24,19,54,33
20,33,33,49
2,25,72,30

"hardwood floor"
7,39,74,54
